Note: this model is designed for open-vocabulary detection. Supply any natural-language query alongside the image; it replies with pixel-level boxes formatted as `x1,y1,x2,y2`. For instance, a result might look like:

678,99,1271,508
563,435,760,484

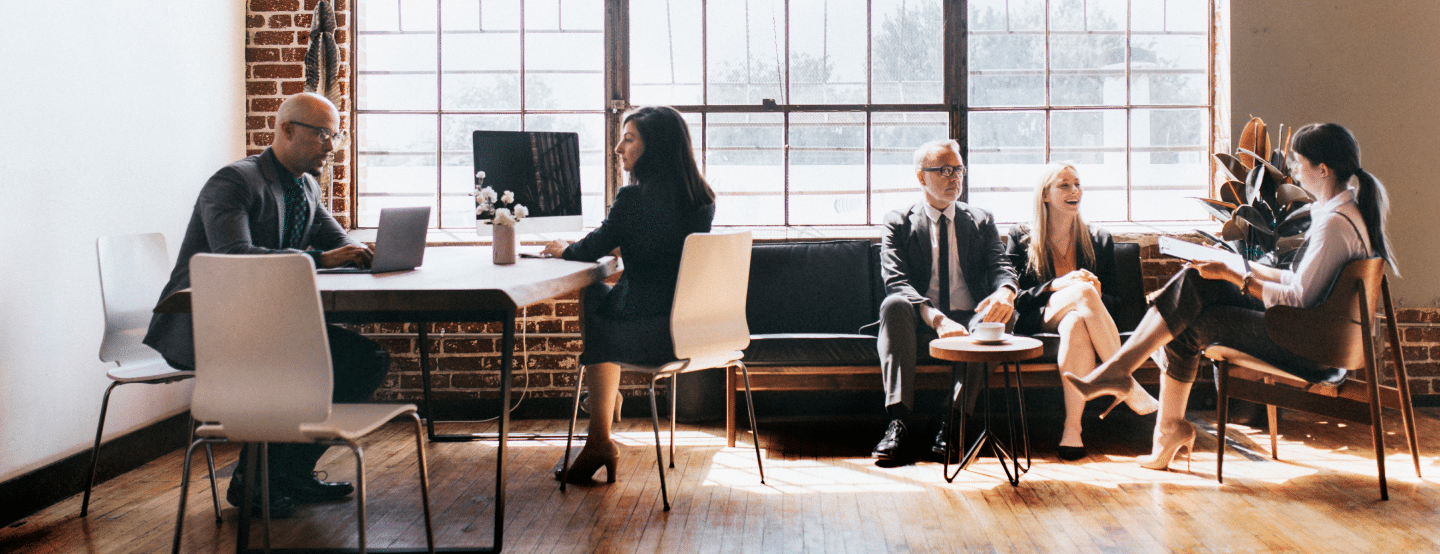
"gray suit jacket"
879,201,1018,312
143,148,360,369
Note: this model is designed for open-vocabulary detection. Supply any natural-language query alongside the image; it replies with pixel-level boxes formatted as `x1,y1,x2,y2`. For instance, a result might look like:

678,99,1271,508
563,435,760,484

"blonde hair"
1027,162,1095,280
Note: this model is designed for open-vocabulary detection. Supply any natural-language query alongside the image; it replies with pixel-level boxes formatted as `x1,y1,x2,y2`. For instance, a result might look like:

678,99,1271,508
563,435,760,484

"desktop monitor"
472,130,584,235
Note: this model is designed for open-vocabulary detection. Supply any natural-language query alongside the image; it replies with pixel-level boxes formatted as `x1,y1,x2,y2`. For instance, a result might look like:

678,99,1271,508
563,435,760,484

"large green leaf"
1191,197,1237,222
1214,153,1248,182
1219,180,1246,205
1233,204,1275,235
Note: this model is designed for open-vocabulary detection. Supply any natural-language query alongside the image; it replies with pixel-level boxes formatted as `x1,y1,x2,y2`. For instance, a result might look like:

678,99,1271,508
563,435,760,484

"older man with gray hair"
870,139,1018,463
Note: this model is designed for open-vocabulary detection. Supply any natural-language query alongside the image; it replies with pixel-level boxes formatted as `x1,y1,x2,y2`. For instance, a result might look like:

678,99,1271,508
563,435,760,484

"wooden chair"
1203,257,1420,500
560,232,765,511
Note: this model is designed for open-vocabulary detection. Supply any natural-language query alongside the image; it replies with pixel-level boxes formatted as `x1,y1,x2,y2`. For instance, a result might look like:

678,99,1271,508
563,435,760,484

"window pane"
442,31,518,71
441,0,479,31
1134,0,1208,33
1133,34,1207,105
398,0,439,31
360,0,402,32
1050,0,1125,31
788,112,866,225
559,0,603,30
969,111,1043,223
969,0,1043,107
871,0,943,104
525,73,603,110
525,31,603,110
871,112,947,223
1050,32,1126,106
707,113,783,226
359,73,438,111
789,0,867,105
1131,108,1208,221
479,0,520,30
1053,109,1129,221
357,115,439,227
442,73,520,111
630,0,704,105
969,0,1043,32
707,0,784,105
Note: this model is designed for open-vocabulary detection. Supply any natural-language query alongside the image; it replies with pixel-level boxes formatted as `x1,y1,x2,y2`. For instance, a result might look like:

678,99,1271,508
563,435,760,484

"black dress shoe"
930,420,958,463
273,474,355,504
1057,445,1087,461
871,419,908,460
226,482,296,519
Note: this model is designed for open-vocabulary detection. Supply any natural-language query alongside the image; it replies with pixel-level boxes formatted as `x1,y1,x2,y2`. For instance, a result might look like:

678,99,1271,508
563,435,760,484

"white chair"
170,253,433,553
560,231,765,511
83,233,219,521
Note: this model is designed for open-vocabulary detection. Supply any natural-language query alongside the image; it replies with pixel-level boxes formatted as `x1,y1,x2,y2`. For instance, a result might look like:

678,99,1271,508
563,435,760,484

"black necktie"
938,214,950,313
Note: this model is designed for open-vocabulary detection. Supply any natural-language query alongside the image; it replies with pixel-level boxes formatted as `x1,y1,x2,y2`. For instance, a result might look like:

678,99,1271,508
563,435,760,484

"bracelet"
1240,272,1254,296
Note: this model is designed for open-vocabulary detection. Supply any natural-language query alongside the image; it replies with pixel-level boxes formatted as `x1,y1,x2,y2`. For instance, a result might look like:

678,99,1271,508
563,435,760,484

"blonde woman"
1006,163,1157,460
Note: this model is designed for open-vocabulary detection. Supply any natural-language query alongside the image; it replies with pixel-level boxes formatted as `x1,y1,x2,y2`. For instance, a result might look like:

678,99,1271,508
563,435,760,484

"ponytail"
1352,168,1399,275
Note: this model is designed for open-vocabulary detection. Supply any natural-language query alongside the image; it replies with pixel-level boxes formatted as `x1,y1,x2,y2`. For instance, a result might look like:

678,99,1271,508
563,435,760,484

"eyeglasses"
289,120,348,144
921,165,966,178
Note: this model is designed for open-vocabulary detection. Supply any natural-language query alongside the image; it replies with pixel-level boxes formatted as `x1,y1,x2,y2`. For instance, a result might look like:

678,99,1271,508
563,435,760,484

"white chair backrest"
670,232,753,360
97,233,171,364
189,253,333,442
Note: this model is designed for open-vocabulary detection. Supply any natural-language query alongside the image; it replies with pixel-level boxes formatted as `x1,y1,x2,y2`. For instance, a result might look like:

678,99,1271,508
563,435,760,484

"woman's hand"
1051,269,1100,294
541,239,570,258
1190,260,1240,285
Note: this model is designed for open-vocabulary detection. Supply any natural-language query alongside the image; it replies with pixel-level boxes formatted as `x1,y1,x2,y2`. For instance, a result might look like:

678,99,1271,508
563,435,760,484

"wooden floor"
6,407,1440,553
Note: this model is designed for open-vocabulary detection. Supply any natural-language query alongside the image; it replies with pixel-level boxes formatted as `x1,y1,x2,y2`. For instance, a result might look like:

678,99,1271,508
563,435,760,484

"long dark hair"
1289,123,1397,272
624,106,715,211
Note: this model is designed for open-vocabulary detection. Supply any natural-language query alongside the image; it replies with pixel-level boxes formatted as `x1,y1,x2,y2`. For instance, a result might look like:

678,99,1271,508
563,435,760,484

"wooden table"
156,246,618,553
929,335,1043,486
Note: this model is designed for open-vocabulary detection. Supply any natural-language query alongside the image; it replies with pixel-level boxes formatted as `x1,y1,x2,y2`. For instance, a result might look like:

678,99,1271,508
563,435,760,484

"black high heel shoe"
1057,445,1087,461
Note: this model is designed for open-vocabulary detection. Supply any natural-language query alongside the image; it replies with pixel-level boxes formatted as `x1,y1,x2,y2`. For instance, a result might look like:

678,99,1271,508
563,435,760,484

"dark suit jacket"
562,183,715,321
1006,224,1122,335
879,201,1018,314
144,148,361,369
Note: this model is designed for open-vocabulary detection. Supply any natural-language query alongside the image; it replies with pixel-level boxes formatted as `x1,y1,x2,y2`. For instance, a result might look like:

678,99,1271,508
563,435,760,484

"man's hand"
318,244,374,269
975,287,1016,324
935,316,969,338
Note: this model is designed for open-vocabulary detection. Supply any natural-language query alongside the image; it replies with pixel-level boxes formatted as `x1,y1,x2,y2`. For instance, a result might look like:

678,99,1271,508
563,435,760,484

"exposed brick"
268,14,293,28
246,47,280,63
246,80,278,95
441,338,499,354
296,14,314,28
522,303,554,318
281,80,307,95
399,372,443,390
246,116,268,130
252,31,295,46
252,132,275,146
333,214,351,228
1404,327,1440,343
335,30,348,43
332,164,346,180
524,319,565,333
563,320,581,333
526,354,578,371
251,0,300,11
1402,346,1429,362
247,15,265,28
1397,308,1427,324
282,47,308,62
253,63,303,79
374,337,413,353
452,371,501,389
247,148,265,156
333,150,346,164
251,97,283,112
1405,361,1440,377
438,356,500,373
554,301,581,317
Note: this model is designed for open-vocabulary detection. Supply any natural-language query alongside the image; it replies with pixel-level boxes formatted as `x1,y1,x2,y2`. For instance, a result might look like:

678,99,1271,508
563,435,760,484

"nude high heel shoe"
1138,422,1196,471
1137,374,1195,471
554,443,619,484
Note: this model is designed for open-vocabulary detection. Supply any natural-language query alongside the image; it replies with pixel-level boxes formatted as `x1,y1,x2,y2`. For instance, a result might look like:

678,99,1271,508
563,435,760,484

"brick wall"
242,3,1438,403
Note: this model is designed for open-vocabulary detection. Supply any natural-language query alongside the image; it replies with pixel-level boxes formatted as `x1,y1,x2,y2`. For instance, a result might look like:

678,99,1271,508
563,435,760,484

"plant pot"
492,223,517,264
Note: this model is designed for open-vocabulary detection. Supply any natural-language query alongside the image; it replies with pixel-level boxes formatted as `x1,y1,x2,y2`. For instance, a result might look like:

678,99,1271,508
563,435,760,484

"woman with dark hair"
1007,163,1157,461
1067,122,1397,470
542,106,716,483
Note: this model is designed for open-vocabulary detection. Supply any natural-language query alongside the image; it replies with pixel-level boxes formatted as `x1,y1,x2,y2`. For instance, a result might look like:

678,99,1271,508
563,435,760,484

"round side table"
929,335,1043,485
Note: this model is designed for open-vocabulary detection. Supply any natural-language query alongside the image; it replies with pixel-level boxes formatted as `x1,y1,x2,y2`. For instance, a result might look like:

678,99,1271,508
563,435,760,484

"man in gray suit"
145,93,385,517
872,139,1018,462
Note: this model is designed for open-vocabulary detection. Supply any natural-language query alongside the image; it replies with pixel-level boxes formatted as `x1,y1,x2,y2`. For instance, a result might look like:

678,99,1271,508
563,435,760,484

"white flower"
476,204,487,215
513,204,529,220
501,190,515,204
479,186,497,203
493,208,517,225
475,170,487,180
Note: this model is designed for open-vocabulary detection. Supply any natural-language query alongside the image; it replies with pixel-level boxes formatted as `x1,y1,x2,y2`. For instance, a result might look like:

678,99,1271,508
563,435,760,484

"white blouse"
1261,189,1372,309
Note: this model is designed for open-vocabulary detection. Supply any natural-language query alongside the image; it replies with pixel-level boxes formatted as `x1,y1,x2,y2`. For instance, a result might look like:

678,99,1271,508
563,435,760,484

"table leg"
942,361,1031,486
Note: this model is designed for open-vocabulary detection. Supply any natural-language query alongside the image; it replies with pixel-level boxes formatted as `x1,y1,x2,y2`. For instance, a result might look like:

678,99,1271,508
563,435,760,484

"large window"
354,0,1214,229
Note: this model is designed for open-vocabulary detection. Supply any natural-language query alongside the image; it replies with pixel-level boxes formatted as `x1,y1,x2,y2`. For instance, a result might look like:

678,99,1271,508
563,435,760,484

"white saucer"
972,334,1011,345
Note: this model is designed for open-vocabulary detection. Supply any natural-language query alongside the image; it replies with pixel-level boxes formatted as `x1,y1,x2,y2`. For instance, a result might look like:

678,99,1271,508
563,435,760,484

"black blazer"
879,201,1017,311
563,183,714,321
1005,224,1122,335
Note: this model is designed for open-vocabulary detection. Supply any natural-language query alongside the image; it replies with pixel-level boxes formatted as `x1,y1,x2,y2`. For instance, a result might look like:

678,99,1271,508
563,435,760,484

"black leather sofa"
720,239,1153,446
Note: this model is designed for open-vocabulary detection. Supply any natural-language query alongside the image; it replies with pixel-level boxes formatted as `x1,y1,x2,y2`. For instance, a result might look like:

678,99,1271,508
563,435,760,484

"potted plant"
1192,117,1314,269
475,172,529,264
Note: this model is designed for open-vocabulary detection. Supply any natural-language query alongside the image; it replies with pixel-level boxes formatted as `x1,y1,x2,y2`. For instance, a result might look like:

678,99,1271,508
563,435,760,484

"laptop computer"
318,206,430,274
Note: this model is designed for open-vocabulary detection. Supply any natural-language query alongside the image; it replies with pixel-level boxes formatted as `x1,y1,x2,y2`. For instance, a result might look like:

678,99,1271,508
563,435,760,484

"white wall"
0,1,245,482
1231,0,1440,305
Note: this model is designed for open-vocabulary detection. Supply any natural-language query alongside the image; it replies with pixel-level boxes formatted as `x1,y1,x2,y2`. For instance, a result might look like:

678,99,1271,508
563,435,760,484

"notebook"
317,206,430,274
1156,236,1248,275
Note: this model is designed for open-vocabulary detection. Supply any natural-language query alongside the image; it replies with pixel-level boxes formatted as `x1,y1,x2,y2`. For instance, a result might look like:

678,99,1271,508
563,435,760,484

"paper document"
1157,236,1249,275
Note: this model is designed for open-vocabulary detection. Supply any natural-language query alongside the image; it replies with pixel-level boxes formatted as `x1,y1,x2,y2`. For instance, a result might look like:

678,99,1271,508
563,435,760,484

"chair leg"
1216,360,1229,484
1266,402,1279,459
1365,361,1389,501
669,374,678,469
170,438,209,554
186,413,222,524
738,362,765,484
82,381,121,517
560,365,586,490
410,413,436,552
726,365,737,448
1384,278,1423,477
648,378,671,511
259,443,273,553
344,440,368,554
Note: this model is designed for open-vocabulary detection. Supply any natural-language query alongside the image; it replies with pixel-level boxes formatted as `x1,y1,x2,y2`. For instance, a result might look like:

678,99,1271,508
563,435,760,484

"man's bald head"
274,93,341,177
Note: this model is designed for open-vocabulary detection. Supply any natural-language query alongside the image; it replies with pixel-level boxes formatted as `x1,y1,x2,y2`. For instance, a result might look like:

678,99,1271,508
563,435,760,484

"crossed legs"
1042,282,1154,451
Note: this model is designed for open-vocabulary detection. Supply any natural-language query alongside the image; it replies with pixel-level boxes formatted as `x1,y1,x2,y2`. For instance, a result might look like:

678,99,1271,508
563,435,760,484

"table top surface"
155,246,618,314
928,334,1044,363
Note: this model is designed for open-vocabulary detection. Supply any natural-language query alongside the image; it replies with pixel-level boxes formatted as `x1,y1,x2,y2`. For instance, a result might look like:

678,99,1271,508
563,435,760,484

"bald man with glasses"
869,139,1018,464
145,92,385,518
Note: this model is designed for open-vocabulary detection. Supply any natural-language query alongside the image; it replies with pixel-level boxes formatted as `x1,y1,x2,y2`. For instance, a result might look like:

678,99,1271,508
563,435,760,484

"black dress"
1005,224,1124,336
562,183,715,364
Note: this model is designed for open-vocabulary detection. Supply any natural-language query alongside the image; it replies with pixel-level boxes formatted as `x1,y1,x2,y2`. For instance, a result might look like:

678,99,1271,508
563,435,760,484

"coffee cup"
973,322,1005,342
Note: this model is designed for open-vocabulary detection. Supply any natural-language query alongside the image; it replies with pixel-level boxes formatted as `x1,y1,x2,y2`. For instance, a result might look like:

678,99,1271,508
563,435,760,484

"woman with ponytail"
1006,163,1157,460
1066,122,1395,471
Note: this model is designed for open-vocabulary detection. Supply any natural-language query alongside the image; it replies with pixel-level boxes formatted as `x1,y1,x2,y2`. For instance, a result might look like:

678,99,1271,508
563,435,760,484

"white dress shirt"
1261,189,1372,309
921,202,977,312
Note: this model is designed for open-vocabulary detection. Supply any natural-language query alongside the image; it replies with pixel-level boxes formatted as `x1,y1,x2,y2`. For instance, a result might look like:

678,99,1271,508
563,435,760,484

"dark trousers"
1152,267,1323,383
232,325,390,486
877,293,997,414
